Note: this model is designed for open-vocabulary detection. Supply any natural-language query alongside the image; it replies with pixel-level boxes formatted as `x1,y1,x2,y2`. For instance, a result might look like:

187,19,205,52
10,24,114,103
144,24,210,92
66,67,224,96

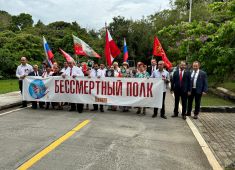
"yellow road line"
17,119,90,170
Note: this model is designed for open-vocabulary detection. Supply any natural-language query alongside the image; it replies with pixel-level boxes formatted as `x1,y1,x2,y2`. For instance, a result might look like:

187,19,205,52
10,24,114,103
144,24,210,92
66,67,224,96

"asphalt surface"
0,93,212,170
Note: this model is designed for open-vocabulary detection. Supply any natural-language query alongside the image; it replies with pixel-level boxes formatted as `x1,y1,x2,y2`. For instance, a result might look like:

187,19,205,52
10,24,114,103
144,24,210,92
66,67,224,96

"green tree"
10,13,33,31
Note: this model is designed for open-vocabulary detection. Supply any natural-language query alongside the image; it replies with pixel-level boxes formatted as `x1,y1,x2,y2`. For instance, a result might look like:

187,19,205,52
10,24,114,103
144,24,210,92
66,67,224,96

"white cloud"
0,0,170,29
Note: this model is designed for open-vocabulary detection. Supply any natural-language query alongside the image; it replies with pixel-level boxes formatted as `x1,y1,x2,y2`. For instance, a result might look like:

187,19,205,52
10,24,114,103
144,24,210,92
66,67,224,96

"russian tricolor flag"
43,36,54,66
123,38,128,62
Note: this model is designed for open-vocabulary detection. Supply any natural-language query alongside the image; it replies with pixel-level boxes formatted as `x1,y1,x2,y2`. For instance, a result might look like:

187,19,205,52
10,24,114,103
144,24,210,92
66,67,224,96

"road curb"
0,101,22,111
200,106,235,113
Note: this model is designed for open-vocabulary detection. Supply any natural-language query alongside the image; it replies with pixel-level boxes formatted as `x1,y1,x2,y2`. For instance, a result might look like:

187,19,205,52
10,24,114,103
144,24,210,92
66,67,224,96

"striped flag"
43,36,54,67
123,38,128,62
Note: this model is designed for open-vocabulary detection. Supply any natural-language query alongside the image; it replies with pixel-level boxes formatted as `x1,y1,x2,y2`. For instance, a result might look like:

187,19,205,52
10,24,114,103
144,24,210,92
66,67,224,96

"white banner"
23,76,164,108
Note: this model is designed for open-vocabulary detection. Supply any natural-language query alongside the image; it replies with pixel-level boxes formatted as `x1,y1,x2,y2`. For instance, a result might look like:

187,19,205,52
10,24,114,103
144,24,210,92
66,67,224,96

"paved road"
0,92,212,170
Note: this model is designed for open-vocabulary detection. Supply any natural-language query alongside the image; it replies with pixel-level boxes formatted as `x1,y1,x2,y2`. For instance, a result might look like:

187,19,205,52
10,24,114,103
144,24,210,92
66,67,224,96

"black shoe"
182,115,186,120
193,115,198,119
69,108,75,111
20,105,27,108
186,113,191,116
161,115,167,119
152,113,157,118
171,115,178,118
136,110,141,114
91,109,98,111
78,110,83,113
100,109,104,112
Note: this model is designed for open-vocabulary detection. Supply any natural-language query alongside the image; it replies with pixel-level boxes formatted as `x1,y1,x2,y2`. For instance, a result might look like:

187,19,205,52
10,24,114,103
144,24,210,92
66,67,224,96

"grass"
200,94,235,106
0,79,19,94
219,81,235,93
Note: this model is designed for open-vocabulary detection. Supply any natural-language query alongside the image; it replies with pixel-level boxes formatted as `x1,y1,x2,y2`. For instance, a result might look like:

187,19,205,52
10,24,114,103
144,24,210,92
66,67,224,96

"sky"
0,0,170,29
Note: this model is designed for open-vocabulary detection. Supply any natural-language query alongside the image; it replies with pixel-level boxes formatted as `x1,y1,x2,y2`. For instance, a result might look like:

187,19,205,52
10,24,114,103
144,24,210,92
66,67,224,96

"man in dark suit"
171,61,191,120
28,64,44,109
187,61,208,119
147,59,157,76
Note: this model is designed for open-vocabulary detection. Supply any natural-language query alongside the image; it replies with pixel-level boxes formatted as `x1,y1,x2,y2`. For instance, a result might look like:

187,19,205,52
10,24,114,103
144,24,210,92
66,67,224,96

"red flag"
74,43,86,56
105,28,120,66
152,36,172,69
59,48,74,62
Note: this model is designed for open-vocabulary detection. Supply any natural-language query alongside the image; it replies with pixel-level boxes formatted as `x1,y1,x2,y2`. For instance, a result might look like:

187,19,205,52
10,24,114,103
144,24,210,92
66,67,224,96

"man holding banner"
62,60,84,113
89,63,105,112
151,60,170,119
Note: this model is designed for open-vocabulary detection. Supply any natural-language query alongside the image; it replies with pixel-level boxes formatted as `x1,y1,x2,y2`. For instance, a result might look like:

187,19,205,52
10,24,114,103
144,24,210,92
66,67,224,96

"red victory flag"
152,36,172,69
105,27,120,66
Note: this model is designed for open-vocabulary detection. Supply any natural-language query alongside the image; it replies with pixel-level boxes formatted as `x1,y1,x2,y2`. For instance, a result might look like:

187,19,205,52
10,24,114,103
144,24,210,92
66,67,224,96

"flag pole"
187,0,192,62
105,22,108,67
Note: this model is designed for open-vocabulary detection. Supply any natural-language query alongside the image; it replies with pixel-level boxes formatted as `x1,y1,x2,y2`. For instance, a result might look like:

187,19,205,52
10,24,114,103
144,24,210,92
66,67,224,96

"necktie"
70,68,72,76
179,70,183,86
95,70,98,77
152,66,154,72
192,71,197,87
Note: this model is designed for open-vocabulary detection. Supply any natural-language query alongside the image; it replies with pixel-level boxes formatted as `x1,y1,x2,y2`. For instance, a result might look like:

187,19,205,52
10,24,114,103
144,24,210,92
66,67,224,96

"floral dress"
135,71,150,78
135,71,150,115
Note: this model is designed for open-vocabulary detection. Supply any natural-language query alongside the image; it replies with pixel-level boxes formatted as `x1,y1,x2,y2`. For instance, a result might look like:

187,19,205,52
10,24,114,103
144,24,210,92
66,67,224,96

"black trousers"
154,92,166,116
32,101,44,109
19,80,27,107
93,104,104,111
187,88,202,115
173,90,188,116
71,103,84,113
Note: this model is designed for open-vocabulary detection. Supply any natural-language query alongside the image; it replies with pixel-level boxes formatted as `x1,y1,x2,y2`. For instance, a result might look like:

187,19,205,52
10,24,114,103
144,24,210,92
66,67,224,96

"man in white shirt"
151,60,170,119
62,61,84,78
62,60,84,113
187,61,208,119
89,63,104,112
97,64,107,78
16,57,33,107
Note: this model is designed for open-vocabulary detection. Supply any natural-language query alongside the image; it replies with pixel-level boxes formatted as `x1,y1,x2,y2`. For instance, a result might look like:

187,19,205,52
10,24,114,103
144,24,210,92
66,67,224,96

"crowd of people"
16,56,208,120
